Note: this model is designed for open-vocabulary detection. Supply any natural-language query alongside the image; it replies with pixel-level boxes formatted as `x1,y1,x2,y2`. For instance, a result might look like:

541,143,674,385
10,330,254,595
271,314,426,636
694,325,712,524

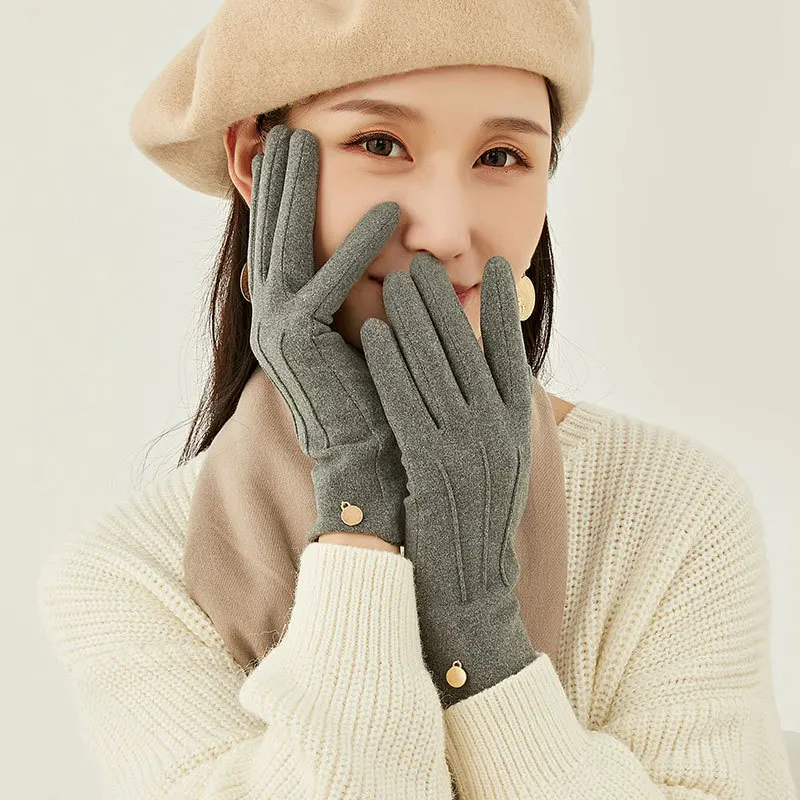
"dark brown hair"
148,76,564,473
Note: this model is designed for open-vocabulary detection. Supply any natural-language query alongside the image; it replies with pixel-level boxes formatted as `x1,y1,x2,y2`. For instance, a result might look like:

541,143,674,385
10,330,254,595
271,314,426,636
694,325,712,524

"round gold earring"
241,262,251,302
517,274,535,321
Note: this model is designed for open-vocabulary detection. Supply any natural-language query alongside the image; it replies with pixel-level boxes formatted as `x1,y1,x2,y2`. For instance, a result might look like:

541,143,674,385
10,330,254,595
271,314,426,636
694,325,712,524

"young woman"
36,0,797,797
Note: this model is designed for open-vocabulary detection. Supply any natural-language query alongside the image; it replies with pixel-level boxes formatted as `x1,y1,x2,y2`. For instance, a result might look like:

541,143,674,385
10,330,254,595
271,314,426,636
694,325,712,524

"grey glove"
360,253,539,706
247,123,408,546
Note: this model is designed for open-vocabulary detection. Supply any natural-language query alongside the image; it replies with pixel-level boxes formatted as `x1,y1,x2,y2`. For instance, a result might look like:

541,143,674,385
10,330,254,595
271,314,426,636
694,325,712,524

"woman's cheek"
331,275,387,349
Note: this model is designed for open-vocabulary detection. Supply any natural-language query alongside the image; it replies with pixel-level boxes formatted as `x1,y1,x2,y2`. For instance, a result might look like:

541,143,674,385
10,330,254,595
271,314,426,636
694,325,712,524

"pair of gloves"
246,123,538,707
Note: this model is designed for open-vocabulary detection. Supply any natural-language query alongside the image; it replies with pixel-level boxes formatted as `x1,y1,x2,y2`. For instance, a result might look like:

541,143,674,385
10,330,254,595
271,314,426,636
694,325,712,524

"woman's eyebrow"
323,98,551,138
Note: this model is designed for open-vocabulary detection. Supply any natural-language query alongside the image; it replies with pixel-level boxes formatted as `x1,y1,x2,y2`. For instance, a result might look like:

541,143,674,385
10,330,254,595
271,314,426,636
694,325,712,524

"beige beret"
129,0,594,198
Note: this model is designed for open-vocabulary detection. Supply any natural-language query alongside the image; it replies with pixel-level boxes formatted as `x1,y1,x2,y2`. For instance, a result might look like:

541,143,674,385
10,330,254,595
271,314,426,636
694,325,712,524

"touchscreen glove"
247,123,408,546
360,254,540,705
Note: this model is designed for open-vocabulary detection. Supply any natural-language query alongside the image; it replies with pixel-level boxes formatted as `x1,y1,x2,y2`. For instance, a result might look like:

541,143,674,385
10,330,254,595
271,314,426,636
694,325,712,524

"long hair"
149,77,564,472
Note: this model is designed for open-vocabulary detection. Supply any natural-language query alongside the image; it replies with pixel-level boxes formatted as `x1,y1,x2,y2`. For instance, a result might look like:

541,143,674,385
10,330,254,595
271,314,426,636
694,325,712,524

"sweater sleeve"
441,462,797,799
37,532,454,800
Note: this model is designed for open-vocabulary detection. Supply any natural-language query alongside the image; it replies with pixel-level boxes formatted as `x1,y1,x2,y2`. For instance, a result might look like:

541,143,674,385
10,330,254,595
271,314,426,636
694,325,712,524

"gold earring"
517,274,535,321
241,262,251,302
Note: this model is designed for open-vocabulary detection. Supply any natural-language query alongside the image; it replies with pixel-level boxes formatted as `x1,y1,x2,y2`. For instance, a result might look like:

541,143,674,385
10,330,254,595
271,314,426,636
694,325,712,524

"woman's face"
226,64,552,352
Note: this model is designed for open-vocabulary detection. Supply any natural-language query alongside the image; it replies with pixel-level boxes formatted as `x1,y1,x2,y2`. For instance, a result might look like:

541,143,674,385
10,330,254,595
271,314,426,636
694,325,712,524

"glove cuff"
424,603,539,707
307,443,406,547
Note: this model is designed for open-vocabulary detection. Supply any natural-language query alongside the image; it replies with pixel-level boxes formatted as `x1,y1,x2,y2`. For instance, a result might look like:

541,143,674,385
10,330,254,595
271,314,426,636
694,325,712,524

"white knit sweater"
36,400,797,799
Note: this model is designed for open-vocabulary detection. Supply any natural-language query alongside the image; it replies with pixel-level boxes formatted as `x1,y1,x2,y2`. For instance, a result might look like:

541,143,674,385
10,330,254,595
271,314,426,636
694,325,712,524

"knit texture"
36,400,797,799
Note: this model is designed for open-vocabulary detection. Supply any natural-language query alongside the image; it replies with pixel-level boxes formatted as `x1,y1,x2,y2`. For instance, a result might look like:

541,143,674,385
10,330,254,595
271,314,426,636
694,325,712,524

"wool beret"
129,0,594,198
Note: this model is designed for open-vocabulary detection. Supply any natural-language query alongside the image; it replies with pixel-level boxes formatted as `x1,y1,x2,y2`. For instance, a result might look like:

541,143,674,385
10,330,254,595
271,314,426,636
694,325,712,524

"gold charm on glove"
446,660,468,688
340,501,364,526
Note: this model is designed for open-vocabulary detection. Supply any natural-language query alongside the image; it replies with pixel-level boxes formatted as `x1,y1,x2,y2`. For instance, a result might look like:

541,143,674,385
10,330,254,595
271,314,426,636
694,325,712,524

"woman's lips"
455,284,478,306
370,277,478,307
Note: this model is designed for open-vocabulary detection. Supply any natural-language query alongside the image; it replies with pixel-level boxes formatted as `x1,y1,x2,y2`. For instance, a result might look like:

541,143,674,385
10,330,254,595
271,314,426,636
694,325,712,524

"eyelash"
342,129,533,170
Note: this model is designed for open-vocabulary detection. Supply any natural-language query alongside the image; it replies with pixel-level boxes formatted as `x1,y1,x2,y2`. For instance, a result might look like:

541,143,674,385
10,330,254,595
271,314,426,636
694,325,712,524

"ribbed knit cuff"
239,542,432,718
443,654,591,797
282,542,424,666
235,544,452,796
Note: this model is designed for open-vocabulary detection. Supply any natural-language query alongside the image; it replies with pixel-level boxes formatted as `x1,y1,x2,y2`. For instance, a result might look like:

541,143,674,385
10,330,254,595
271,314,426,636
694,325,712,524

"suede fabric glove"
247,123,408,546
360,254,540,706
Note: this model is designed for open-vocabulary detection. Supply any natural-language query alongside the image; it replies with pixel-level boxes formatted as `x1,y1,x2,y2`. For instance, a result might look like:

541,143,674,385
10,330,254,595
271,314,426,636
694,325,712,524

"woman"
36,0,797,797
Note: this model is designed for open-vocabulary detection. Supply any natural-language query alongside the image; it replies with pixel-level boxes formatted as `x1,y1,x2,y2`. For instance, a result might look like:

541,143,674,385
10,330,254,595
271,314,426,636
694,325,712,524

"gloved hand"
246,123,408,546
360,253,540,706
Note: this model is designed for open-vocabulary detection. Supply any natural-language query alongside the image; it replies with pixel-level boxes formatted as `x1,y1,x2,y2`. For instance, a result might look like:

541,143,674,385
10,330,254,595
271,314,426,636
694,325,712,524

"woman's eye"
344,132,532,170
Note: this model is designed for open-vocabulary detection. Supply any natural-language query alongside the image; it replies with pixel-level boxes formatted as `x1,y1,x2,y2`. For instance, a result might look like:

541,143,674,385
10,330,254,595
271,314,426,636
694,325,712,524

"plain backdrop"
2,0,798,796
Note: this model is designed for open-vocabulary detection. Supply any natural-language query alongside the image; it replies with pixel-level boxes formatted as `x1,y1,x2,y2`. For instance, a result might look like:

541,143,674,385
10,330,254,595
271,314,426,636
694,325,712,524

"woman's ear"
223,117,263,208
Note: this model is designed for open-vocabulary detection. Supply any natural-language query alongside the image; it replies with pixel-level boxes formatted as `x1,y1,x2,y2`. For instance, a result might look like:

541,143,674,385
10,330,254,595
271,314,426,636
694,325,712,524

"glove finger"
271,128,320,299
381,269,463,426
479,256,531,413
407,254,498,409
250,124,291,301
308,201,401,326
360,316,435,449
247,152,263,305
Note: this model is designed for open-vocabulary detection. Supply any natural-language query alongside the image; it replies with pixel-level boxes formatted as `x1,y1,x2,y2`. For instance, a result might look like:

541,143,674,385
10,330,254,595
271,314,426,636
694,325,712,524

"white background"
2,0,798,796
